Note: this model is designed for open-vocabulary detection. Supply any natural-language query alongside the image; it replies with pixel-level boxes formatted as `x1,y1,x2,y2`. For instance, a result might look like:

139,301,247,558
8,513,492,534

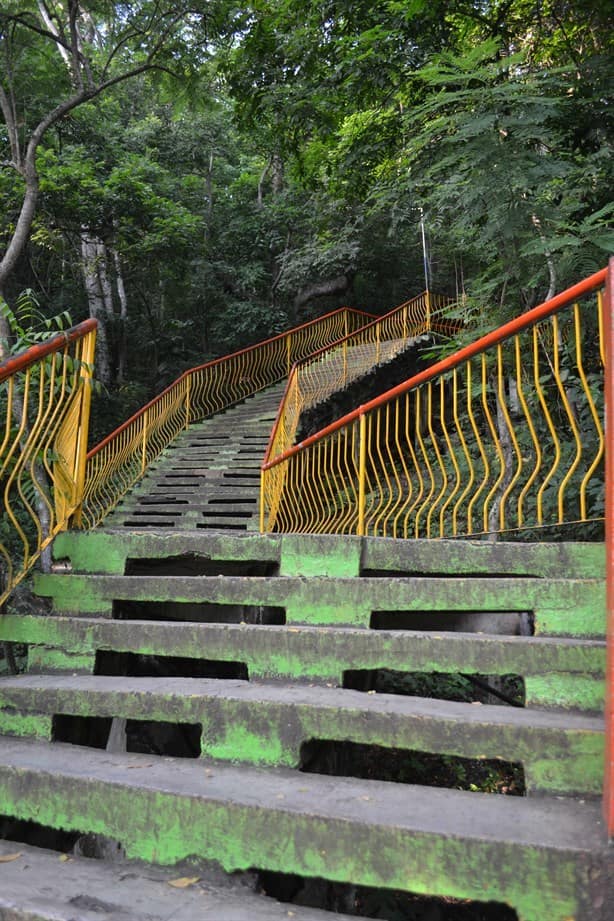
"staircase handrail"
261,291,454,514
261,263,613,837
0,318,97,606
604,256,613,839
261,267,607,535
81,306,374,529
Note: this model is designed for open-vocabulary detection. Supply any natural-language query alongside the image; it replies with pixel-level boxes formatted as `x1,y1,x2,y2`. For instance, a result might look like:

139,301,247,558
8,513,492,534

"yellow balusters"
0,320,97,606
261,291,454,532
262,270,607,540
81,307,372,529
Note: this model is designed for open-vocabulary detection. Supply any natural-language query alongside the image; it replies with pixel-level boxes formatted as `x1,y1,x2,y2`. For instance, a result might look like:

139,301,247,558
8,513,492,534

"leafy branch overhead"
0,0,611,429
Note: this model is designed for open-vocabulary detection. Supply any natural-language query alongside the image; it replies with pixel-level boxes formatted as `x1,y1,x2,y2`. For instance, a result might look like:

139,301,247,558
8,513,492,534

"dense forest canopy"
1,0,612,437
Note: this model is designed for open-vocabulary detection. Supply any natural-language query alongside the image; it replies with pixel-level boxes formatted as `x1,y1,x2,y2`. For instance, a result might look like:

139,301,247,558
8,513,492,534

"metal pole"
420,207,430,294
604,256,614,838
357,413,367,536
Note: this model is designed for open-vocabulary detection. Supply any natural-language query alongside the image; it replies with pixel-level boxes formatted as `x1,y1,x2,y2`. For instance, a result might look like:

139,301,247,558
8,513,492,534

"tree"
0,0,213,360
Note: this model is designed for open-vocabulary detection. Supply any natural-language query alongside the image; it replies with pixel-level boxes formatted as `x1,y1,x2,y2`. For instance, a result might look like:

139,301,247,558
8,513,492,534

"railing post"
357,412,366,536
426,291,432,331
375,325,381,365
185,374,191,430
403,305,408,339
141,410,149,475
286,334,292,377
260,469,265,533
69,328,96,528
343,339,348,386
604,255,614,839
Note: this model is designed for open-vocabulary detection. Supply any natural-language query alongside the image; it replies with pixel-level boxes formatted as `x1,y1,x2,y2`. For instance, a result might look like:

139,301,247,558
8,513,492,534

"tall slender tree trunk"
80,231,113,385
113,249,128,383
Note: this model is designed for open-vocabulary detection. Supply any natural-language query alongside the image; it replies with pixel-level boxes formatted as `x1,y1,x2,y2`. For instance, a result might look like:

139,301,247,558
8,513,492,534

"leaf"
0,852,22,863
167,876,200,889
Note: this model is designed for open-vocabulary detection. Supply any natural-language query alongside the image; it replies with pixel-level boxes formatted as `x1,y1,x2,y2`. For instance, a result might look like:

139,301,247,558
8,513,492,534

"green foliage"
1,0,611,440
0,291,72,356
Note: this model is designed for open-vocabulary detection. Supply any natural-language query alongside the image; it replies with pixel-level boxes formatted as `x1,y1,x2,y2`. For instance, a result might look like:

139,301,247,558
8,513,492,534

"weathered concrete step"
0,617,604,712
361,537,604,579
52,531,604,579
142,483,261,494
0,675,603,795
0,738,609,921
0,840,352,921
128,502,258,513
34,572,605,637
132,471,263,486
53,530,282,572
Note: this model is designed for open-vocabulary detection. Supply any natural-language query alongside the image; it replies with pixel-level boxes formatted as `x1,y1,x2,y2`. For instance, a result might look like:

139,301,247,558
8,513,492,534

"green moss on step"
0,711,51,740
27,647,96,674
280,534,361,577
525,674,605,712
0,768,584,921
202,724,294,766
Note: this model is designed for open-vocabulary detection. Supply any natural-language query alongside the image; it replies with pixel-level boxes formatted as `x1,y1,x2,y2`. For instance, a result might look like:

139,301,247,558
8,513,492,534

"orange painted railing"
261,291,454,529
604,257,614,838
81,307,373,528
262,270,606,540
261,265,611,834
0,319,97,606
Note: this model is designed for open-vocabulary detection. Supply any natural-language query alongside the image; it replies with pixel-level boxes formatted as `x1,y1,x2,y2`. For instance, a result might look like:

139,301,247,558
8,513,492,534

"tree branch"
0,84,22,171
0,11,73,56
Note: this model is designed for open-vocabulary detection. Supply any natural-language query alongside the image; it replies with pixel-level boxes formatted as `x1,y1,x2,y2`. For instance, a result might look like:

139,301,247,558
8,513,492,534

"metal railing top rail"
0,319,97,382
262,290,452,469
604,256,614,838
263,269,608,472
87,306,375,461
81,306,375,528
0,318,97,607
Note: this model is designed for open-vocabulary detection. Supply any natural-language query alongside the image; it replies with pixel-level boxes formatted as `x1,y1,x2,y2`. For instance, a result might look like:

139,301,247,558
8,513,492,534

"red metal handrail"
263,268,608,471
0,318,97,605
88,306,375,459
262,291,451,468
604,256,614,836
0,319,97,382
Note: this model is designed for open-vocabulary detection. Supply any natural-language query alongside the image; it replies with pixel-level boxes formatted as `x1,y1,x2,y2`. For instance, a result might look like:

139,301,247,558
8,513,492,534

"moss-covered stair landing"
0,530,611,920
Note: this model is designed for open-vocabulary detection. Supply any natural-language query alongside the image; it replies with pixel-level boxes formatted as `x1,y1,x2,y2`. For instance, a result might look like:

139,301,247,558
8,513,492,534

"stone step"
0,839,351,921
127,502,259,514
34,572,605,637
52,530,604,579
53,530,282,573
0,616,604,712
0,674,603,795
0,737,608,921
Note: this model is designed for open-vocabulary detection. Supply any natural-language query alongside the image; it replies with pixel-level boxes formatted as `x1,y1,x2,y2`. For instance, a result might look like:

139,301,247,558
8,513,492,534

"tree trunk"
80,231,113,385
113,249,129,383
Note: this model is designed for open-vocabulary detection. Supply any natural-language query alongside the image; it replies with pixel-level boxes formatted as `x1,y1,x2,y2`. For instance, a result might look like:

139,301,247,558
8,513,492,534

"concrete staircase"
103,384,286,532
0,528,610,920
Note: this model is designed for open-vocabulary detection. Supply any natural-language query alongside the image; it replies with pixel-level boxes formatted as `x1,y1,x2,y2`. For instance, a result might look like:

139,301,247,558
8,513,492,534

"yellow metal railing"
0,320,96,606
261,270,607,538
81,307,373,529
261,291,453,527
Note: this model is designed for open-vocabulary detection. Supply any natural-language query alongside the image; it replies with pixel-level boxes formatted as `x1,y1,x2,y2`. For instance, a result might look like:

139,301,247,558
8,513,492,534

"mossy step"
0,840,353,921
33,572,605,637
53,530,604,580
53,530,282,574
0,737,609,921
361,538,604,579
0,674,603,795
0,616,604,711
